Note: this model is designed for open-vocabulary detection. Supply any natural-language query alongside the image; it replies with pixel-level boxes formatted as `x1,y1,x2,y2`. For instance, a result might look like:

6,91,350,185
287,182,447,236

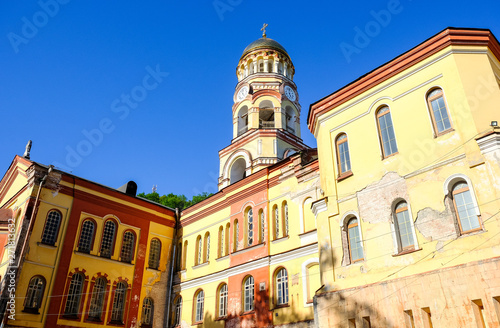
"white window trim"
443,174,480,216
390,200,419,254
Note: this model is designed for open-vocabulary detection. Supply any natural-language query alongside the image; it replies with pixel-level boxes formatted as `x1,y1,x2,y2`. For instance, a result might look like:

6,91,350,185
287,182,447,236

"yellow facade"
310,28,500,327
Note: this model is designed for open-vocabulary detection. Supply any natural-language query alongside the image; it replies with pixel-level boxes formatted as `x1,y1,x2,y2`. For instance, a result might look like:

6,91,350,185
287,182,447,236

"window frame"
452,182,482,234
426,87,453,137
275,267,289,306
393,201,417,254
195,235,202,266
203,232,210,263
246,207,254,247
376,106,399,159
282,202,289,237
243,276,255,312
119,230,136,263
193,289,204,324
63,272,85,318
87,276,107,322
335,133,352,178
23,275,46,314
110,280,128,324
217,283,228,318
77,219,96,254
41,209,62,246
148,238,162,270
172,295,182,327
273,205,280,240
99,219,117,259
141,297,154,327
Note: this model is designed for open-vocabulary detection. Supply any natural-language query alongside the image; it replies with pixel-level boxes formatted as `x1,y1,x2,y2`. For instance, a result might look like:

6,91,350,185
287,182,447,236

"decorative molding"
477,132,500,154
311,198,327,217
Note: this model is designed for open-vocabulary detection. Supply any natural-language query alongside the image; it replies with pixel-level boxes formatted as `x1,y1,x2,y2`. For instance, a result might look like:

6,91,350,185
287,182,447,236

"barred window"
148,239,161,270
247,208,254,246
141,297,154,326
173,296,182,326
274,206,279,239
100,220,116,258
218,284,228,317
88,277,107,320
195,290,204,322
276,268,289,305
243,276,254,312
64,273,84,317
77,220,95,253
120,231,135,263
260,210,265,242
283,203,289,236
111,281,128,323
41,210,61,245
24,276,45,313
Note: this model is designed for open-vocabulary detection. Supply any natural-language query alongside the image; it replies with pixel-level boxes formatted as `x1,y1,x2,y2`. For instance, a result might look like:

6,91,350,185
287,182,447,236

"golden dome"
241,37,288,58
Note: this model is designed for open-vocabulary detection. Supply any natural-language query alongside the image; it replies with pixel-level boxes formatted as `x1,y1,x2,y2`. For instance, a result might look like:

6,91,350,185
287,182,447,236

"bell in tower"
218,25,309,190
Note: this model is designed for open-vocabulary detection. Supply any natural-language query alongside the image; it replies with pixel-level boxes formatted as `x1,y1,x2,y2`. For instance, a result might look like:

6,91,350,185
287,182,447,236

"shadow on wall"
315,249,394,328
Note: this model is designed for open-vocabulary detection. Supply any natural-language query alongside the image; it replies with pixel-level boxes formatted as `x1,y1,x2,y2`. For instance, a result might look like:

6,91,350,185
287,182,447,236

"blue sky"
1,1,499,198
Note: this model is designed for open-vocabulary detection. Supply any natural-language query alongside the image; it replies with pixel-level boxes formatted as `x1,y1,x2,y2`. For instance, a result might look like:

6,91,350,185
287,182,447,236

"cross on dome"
261,23,268,38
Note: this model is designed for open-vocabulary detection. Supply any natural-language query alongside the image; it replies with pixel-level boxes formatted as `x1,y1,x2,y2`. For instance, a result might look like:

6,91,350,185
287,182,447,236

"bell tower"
218,25,309,189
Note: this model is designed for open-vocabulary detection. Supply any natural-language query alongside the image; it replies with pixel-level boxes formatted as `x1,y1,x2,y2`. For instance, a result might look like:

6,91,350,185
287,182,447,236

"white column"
284,63,288,78
245,65,248,77
264,59,269,72
274,59,279,73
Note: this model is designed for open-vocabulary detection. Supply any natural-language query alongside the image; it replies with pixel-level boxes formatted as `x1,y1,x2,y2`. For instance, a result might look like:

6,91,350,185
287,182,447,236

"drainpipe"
164,207,179,328
0,165,52,324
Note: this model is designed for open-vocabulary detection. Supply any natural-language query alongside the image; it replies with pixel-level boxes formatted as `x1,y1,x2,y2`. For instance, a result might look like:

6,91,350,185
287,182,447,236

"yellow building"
309,27,500,327
0,155,176,328
171,29,322,328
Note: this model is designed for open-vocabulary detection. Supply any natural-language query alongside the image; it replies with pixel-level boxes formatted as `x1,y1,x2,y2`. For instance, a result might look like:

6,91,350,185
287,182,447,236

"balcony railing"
259,120,275,129
237,125,248,136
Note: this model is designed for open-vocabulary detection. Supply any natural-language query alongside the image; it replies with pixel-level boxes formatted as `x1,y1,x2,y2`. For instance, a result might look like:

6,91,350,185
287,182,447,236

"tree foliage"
137,191,213,209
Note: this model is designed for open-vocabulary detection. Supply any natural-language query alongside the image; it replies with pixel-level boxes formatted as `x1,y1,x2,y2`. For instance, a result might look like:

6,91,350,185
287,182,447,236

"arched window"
64,273,85,317
194,290,204,323
336,134,351,176
182,241,188,270
427,88,452,135
77,219,95,253
267,58,274,73
225,223,230,255
237,106,248,136
243,276,254,312
376,106,398,158
41,210,62,245
218,226,224,257
246,208,254,246
347,218,364,263
173,296,182,326
204,232,210,262
282,202,289,236
278,61,284,74
175,242,182,271
394,201,415,252
88,277,107,321
111,281,128,323
286,107,296,133
148,238,161,270
141,297,154,326
218,284,228,318
274,205,279,240
230,158,247,184
233,220,239,251
259,209,265,243
303,198,316,232
452,181,481,233
196,235,202,265
120,231,135,263
100,220,117,258
24,276,45,313
275,268,289,305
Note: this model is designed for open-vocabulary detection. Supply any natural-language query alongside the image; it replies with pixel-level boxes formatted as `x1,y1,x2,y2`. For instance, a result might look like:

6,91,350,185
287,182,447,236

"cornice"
308,28,500,134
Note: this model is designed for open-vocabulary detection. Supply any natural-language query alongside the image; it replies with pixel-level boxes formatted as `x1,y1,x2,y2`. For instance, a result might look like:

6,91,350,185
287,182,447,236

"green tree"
137,191,212,209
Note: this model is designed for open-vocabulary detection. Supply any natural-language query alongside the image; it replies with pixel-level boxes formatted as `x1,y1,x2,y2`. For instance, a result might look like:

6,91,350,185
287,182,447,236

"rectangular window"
348,318,356,328
421,307,433,328
376,107,398,158
471,299,486,328
404,310,415,328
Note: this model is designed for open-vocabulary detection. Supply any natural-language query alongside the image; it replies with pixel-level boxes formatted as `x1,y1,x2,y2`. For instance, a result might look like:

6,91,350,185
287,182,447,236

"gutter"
164,207,180,327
